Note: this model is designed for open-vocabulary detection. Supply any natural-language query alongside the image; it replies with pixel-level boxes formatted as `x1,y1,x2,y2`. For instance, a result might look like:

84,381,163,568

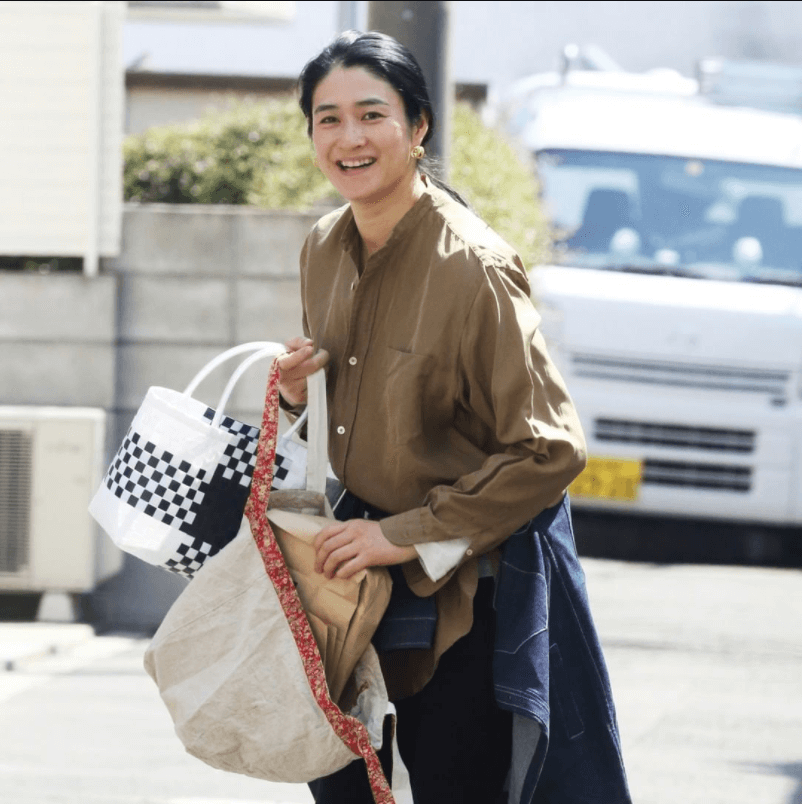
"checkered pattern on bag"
101,405,319,579
101,408,261,579
272,434,310,490
202,408,260,488
104,431,209,529
163,534,218,578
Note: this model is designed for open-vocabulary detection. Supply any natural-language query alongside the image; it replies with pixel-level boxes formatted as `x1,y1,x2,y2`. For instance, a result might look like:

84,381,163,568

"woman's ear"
413,113,430,147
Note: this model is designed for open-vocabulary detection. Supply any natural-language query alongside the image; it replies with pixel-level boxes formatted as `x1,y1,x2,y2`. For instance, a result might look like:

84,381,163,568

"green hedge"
124,98,551,267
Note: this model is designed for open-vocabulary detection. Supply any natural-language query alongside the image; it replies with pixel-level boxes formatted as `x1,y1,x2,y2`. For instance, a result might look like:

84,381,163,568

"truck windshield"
538,149,802,284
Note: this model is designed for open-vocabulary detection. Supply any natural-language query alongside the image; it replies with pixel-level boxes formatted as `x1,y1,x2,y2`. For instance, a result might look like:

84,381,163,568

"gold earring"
313,156,320,168
411,145,425,159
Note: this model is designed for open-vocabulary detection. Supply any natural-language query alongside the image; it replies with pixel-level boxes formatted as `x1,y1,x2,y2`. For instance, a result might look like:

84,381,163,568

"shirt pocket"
382,347,434,444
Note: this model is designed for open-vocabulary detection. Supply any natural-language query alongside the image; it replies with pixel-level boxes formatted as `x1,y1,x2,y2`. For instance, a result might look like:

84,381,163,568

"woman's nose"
341,118,366,146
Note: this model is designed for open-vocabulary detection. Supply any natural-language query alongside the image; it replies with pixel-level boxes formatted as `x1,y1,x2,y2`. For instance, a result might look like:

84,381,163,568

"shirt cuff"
414,538,471,582
278,394,306,424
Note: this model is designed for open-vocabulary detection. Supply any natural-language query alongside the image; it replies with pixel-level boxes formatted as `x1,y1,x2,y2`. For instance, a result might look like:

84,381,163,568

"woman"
278,30,631,804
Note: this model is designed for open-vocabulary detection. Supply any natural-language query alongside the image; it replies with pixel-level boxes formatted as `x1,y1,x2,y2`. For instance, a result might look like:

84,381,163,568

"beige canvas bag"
143,354,395,803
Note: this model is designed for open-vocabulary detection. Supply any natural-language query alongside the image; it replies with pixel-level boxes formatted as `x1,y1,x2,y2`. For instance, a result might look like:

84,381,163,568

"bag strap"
182,341,282,397
305,368,327,495
185,341,328,495
244,360,394,804
212,345,283,428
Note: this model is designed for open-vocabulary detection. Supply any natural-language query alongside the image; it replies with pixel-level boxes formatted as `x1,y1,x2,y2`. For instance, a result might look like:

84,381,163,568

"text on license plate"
570,456,643,502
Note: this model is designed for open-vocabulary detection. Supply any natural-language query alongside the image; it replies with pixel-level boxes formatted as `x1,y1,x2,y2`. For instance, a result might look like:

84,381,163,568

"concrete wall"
0,202,322,630
108,203,317,429
0,272,117,409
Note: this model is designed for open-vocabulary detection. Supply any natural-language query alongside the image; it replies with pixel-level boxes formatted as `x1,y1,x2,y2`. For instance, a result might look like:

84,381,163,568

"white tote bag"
89,341,330,578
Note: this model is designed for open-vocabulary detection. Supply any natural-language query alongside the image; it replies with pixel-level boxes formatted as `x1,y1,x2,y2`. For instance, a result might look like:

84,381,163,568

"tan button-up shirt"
298,182,586,698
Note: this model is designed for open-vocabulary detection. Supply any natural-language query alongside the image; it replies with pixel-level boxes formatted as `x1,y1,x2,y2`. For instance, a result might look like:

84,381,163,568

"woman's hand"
314,519,418,580
277,336,329,407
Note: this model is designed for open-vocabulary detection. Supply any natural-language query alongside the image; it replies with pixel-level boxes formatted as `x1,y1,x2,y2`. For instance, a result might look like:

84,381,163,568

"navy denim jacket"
334,492,631,803
494,495,631,803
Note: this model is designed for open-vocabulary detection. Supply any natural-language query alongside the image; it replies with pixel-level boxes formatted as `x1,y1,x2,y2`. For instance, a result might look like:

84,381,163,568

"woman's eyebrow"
356,97,390,108
313,97,390,115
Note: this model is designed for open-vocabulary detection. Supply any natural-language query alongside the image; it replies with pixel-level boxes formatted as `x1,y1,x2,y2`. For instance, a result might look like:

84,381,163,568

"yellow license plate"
570,456,643,502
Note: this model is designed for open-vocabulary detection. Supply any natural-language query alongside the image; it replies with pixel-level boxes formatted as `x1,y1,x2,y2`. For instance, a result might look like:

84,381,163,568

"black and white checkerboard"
272,433,309,490
104,431,208,530
202,408,260,488
102,409,261,579
101,406,337,579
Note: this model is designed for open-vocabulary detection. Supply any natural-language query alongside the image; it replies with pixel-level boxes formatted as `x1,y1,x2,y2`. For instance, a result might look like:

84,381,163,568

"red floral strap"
244,359,394,804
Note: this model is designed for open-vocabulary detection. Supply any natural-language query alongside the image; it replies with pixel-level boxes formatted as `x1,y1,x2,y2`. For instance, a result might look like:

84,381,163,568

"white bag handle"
183,341,282,397
213,345,285,428
185,342,328,496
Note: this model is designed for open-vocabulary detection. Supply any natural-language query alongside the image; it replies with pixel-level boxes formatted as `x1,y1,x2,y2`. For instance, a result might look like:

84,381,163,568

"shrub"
123,98,335,208
124,98,551,266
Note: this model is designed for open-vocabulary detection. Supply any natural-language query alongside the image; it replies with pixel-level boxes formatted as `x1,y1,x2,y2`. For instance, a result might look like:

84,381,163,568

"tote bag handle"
183,341,284,397
193,343,328,496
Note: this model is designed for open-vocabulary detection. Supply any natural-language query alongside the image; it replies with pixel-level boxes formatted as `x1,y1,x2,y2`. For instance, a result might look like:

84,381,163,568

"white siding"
0,1,124,263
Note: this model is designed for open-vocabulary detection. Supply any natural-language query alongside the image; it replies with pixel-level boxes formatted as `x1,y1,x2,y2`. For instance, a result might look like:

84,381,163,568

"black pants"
308,579,512,804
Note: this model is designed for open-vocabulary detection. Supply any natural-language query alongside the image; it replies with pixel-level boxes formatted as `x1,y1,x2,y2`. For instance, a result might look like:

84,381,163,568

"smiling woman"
275,30,632,804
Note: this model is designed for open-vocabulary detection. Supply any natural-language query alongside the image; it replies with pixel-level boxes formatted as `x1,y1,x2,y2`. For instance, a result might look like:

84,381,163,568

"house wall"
0,1,125,264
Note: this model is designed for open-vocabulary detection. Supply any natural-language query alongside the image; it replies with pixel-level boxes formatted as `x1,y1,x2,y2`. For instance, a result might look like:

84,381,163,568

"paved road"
0,557,800,804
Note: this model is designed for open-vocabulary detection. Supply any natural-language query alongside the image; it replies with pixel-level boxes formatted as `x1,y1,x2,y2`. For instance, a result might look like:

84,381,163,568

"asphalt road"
0,555,800,804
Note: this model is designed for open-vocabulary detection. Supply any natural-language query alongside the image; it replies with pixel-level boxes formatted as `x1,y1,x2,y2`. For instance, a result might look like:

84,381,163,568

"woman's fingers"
277,338,329,406
313,520,418,579
314,522,350,573
285,336,314,353
321,542,364,580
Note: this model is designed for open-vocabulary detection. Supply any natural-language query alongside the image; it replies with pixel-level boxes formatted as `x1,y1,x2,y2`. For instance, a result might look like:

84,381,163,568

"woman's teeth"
338,158,376,170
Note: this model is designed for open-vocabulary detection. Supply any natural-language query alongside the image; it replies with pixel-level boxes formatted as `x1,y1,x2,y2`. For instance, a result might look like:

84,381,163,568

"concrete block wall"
1,202,324,630
109,203,319,428
0,272,117,408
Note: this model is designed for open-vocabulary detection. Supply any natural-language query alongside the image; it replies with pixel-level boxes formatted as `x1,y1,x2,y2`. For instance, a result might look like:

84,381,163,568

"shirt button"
336,426,345,435
348,356,358,366
466,548,474,556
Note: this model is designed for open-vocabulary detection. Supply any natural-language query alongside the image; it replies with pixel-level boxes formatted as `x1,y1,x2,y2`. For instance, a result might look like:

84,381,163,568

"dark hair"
298,30,467,206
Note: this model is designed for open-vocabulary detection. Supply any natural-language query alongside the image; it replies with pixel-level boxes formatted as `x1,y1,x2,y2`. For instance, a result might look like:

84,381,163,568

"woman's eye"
318,115,338,125
363,111,383,121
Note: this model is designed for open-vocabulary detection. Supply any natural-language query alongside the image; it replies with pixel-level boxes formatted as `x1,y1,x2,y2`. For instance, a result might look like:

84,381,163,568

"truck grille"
643,460,751,492
595,419,755,453
572,354,789,399
0,429,32,574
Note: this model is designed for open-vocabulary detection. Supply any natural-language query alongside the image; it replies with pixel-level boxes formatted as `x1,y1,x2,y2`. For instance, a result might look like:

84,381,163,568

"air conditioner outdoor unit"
0,407,122,593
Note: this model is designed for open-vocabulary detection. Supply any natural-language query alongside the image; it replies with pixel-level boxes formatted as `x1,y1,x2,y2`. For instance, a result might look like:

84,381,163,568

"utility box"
0,407,122,593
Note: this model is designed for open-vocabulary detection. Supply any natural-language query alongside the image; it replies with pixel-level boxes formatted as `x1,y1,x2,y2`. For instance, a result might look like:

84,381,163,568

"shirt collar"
338,178,444,266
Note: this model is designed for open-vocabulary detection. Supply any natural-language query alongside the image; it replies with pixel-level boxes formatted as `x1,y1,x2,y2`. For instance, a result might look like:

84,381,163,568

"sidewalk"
0,622,96,670
0,623,317,804
0,621,412,804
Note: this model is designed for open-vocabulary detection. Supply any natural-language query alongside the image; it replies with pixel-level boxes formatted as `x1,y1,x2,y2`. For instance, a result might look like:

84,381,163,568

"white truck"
511,80,802,537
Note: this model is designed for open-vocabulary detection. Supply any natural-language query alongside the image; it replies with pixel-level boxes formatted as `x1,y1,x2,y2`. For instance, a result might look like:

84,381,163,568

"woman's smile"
337,157,377,171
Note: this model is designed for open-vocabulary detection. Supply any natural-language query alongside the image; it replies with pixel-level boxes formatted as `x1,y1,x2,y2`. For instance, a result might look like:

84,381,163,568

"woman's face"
310,66,427,207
